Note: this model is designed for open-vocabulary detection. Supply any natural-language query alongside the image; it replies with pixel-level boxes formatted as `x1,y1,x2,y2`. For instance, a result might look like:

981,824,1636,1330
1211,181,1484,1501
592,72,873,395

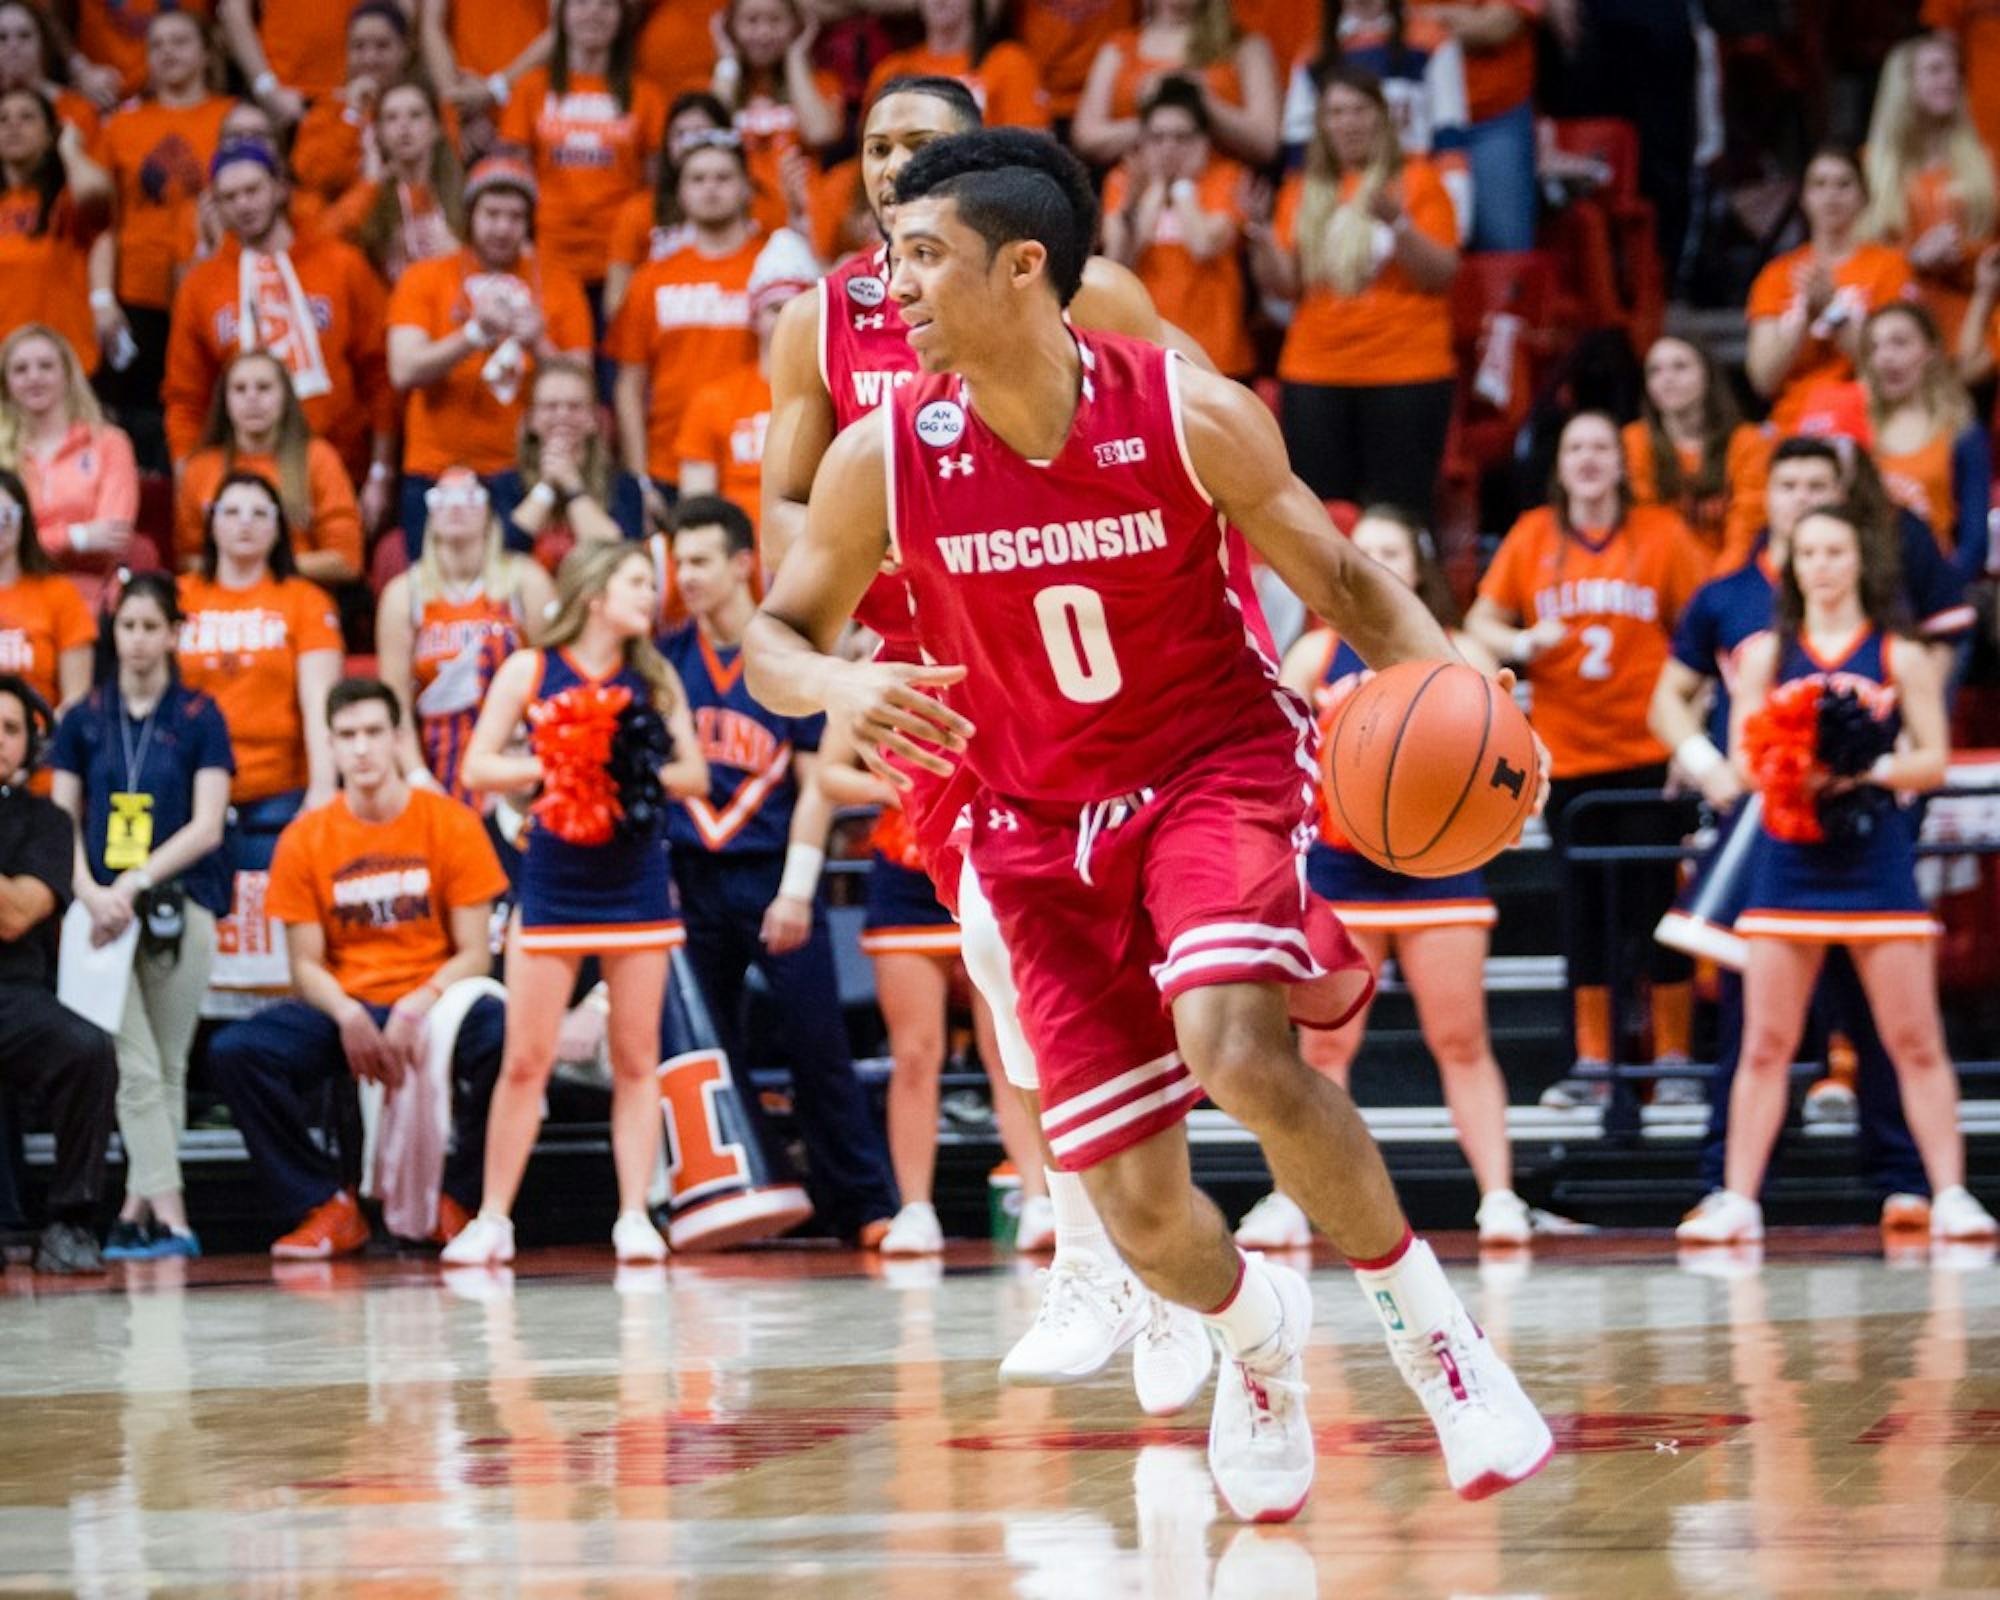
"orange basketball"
1322,660,1539,878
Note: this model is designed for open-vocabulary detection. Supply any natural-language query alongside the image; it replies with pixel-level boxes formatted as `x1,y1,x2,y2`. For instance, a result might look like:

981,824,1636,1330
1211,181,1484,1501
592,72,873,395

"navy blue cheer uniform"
860,806,961,956
516,648,682,954
660,622,898,1237
1302,632,1495,931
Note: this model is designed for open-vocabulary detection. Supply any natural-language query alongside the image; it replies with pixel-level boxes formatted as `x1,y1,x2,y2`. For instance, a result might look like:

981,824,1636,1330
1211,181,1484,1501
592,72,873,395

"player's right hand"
828,661,973,784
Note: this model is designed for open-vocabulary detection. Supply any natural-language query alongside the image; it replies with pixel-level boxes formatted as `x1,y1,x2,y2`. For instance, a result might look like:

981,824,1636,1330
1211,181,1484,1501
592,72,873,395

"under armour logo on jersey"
937,453,975,479
1094,437,1147,467
987,807,1019,831
853,313,886,331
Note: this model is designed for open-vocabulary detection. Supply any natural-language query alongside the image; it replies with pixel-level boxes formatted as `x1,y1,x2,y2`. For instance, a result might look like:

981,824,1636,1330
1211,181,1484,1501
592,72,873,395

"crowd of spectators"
4,0,2000,1269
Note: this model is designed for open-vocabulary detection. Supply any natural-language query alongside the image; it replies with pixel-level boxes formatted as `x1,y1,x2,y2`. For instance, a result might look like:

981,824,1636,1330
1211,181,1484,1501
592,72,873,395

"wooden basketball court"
4,1233,1998,1596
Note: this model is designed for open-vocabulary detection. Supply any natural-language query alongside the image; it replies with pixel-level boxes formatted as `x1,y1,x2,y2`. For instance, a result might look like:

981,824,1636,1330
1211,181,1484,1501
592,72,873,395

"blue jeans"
1465,100,1538,252
210,996,505,1229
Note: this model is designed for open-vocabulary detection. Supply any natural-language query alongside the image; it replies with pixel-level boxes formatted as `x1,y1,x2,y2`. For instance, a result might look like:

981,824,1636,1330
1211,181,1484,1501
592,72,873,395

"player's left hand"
829,660,973,783
760,894,812,955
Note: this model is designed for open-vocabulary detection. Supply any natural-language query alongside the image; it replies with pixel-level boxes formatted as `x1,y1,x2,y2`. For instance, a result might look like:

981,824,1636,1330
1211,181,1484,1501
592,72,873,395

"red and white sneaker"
1382,1302,1554,1500
270,1191,369,1259
1208,1260,1315,1522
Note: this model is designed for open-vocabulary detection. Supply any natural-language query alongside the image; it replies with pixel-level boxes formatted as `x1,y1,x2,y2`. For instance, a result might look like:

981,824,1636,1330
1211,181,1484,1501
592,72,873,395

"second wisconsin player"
746,132,1554,1520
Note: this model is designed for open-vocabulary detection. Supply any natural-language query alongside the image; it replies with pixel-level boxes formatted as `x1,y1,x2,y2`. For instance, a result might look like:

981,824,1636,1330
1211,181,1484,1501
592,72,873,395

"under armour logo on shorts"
987,807,1019,831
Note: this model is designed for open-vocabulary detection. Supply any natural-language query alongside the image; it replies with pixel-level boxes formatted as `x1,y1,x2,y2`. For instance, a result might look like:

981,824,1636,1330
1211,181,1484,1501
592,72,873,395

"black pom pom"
609,703,673,840
1815,684,1896,776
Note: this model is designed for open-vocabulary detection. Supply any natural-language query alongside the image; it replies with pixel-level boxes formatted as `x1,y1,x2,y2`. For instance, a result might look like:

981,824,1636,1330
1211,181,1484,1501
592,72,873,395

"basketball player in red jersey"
745,132,1555,1521
766,77,1221,1407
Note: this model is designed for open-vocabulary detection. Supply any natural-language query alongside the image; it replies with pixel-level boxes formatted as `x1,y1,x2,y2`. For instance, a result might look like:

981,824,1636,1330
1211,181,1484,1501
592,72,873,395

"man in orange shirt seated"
673,228,817,541
162,139,396,525
207,678,510,1260
388,150,592,557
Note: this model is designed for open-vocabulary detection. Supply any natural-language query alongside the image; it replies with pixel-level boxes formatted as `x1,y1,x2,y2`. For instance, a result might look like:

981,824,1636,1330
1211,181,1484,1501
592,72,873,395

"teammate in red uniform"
764,77,1217,1406
745,131,1555,1520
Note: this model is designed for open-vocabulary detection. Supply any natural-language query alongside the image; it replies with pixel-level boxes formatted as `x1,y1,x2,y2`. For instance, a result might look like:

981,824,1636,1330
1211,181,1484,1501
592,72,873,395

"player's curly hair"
893,129,1095,306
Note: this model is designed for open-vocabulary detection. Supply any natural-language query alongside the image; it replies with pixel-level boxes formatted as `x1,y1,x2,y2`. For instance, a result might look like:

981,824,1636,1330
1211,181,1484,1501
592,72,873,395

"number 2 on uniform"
1034,584,1123,704
1577,624,1614,681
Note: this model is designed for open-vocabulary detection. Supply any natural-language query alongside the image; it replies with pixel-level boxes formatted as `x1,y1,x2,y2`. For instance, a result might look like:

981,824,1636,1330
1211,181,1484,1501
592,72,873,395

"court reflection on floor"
2,1237,1997,1597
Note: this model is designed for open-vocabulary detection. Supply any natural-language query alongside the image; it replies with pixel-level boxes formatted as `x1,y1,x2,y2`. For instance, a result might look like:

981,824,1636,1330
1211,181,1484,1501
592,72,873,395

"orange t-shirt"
1274,159,1456,386
266,787,508,1005
1877,429,1961,558
1745,242,1914,433
865,43,1050,131
1477,504,1709,778
635,0,728,104
1099,26,1244,121
806,158,872,267
174,442,362,573
1619,419,1770,573
444,0,549,78
75,0,217,98
607,193,673,273
95,96,233,310
1013,0,1136,117
499,69,667,284
290,97,366,205
1925,0,2000,159
1898,162,1991,349
388,248,593,476
0,572,93,711
673,361,770,529
256,0,347,98
176,571,343,802
605,234,760,482
1235,0,1317,78
162,233,392,467
0,190,102,377
734,74,841,235
1413,0,1539,121
1102,158,1253,377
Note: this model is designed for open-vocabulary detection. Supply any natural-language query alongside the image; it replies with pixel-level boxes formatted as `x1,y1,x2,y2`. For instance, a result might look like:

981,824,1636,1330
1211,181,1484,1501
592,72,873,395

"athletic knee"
1421,1018,1488,1068
889,1032,945,1082
1087,1177,1188,1269
1185,1017,1308,1125
1878,1018,1948,1072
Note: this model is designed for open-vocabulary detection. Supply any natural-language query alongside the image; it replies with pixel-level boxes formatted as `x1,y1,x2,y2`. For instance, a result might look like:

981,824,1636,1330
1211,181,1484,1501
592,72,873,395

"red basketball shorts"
969,727,1372,1170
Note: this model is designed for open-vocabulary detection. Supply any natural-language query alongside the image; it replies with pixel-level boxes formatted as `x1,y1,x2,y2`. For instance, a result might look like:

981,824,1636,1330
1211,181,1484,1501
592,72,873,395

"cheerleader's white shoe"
613,1210,670,1262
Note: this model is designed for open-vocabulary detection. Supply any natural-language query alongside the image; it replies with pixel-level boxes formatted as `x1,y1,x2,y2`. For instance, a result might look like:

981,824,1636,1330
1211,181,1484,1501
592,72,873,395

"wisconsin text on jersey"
935,508,1170,575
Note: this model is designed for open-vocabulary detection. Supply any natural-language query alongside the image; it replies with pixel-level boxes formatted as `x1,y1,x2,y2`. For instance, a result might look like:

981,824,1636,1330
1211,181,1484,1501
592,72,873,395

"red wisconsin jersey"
888,330,1292,802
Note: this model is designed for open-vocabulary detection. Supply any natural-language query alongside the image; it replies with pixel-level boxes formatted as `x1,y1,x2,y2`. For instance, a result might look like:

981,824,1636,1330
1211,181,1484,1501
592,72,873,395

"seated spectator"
490,357,645,566
0,670,116,1273
1624,336,1771,572
48,573,232,1262
1408,0,1536,251
176,471,342,818
498,0,667,303
867,0,1051,134
0,86,113,379
1282,1,1471,242
88,11,231,444
0,325,138,608
1101,76,1254,381
1746,147,1915,436
1248,65,1459,521
176,350,364,584
375,468,554,804
187,98,333,246
602,90,748,317
1012,0,1133,125
217,0,345,127
290,1,420,206
1923,0,2000,160
1073,0,1275,165
67,0,202,104
388,150,593,555
164,139,395,523
0,2,104,141
0,467,93,720
321,80,467,288
610,136,762,531
208,676,509,1257
1862,31,1996,350
419,0,552,142
709,0,841,236
1852,302,1991,581
1467,411,1708,1111
674,228,815,538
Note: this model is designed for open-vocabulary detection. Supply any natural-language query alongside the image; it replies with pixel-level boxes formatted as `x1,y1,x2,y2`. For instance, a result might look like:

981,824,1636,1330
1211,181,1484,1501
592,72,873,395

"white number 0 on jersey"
1033,584,1123,704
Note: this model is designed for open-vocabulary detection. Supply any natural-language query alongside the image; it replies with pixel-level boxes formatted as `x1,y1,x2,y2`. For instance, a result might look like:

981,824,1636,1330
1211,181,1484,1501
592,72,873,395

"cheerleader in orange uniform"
1678,501,1997,1244
1236,507,1529,1250
375,469,555,806
448,541,709,1265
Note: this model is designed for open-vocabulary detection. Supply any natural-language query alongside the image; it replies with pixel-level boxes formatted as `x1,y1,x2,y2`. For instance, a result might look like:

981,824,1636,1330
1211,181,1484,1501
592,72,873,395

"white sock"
1351,1235,1457,1339
1203,1250,1285,1362
1046,1168,1115,1266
